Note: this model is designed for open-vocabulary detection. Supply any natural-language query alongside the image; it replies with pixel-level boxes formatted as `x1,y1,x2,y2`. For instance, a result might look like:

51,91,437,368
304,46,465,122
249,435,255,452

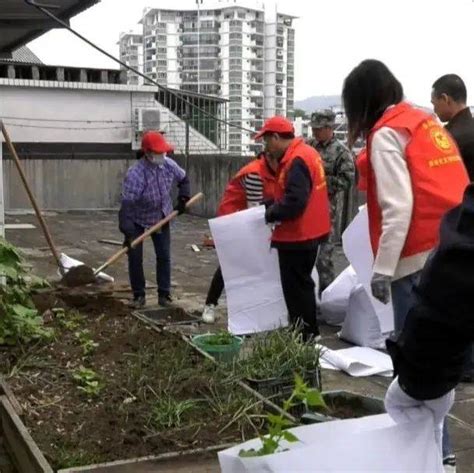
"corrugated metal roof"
0,0,100,55
3,46,43,64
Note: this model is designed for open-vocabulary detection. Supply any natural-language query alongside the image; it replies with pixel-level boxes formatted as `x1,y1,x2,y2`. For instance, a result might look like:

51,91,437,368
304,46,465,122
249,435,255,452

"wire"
1,116,133,124
1,116,230,125
2,122,133,130
23,0,256,136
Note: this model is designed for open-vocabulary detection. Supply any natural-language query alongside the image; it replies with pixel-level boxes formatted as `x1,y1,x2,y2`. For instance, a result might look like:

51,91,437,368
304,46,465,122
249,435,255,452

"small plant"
239,374,326,457
55,309,84,331
75,329,99,356
0,237,54,345
72,366,103,396
235,328,320,381
150,396,196,430
202,330,236,346
54,443,100,470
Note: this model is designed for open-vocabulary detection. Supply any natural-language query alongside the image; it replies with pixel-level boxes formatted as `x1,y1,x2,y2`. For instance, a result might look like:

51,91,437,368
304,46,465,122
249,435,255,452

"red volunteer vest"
367,102,469,257
217,158,277,216
272,138,331,243
355,148,368,192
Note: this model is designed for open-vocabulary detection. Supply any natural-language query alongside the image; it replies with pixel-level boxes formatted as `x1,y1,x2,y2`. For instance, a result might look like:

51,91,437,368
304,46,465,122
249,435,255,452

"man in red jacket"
202,152,277,323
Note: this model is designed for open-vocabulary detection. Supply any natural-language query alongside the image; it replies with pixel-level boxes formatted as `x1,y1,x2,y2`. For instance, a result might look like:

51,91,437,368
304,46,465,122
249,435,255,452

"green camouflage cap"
310,109,336,128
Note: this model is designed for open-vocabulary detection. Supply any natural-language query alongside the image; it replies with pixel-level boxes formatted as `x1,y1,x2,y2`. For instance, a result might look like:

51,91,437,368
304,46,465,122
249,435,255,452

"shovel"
63,192,204,287
0,121,65,275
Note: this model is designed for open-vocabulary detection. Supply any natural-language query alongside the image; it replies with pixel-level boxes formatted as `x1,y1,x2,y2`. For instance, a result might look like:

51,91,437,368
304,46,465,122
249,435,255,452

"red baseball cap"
254,116,295,140
141,131,174,154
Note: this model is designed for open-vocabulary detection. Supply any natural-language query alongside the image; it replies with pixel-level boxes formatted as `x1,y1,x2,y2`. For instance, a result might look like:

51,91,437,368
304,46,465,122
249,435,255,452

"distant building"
118,32,144,86
119,1,296,154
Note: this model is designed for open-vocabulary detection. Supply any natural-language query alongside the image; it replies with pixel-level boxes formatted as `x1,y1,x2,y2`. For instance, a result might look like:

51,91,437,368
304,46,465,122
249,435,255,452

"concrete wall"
0,84,134,144
3,156,133,211
3,152,359,241
3,153,249,214
0,81,220,153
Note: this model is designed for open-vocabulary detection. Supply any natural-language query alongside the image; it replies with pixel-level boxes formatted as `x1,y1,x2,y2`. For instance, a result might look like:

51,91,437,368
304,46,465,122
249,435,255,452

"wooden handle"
0,121,64,275
94,192,204,275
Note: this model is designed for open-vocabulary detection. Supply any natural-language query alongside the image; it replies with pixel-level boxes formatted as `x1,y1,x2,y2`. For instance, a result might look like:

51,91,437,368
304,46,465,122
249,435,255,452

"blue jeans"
127,223,171,299
391,271,421,337
391,271,453,459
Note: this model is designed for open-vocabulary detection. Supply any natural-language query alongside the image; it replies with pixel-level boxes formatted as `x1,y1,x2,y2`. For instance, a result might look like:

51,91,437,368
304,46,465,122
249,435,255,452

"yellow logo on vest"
430,128,452,152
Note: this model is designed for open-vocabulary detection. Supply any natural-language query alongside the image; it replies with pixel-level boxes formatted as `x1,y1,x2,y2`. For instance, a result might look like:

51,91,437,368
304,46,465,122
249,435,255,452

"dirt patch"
60,265,96,287
321,395,379,419
0,293,263,470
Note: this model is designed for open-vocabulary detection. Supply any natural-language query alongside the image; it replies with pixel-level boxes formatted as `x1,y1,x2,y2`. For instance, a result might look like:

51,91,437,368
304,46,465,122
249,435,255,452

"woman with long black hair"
342,59,468,472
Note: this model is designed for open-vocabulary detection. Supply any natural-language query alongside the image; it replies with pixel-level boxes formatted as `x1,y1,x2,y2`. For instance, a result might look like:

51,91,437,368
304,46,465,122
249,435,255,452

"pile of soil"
320,395,380,419
0,292,262,470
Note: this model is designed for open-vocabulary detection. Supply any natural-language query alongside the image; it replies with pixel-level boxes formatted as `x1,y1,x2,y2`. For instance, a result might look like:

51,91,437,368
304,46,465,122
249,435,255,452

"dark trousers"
127,223,171,299
463,345,474,381
206,266,224,305
277,247,319,340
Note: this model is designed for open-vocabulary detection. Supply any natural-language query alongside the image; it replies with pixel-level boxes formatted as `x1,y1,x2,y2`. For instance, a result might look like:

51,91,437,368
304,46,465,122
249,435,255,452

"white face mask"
147,152,165,165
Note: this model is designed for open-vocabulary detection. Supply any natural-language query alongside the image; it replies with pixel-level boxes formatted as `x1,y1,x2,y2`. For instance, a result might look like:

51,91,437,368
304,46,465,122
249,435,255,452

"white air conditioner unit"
136,108,169,133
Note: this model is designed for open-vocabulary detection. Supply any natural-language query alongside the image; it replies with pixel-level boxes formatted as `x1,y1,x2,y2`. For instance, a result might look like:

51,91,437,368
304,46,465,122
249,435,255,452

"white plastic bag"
319,265,358,326
209,207,288,335
219,413,443,473
339,284,389,349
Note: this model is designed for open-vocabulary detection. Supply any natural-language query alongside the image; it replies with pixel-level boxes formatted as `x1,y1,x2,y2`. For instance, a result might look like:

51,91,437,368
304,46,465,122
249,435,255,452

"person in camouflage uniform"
308,109,355,294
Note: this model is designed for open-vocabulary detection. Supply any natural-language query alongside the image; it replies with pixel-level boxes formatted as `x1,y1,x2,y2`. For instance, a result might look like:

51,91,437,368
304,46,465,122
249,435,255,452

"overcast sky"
28,0,474,106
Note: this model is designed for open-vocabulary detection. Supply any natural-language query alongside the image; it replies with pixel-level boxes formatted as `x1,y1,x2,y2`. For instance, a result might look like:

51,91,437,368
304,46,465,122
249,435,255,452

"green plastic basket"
192,333,243,363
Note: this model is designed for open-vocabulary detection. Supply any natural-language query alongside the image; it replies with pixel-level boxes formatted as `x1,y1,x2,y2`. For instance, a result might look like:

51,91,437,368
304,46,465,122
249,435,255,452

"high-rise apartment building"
118,32,144,86
119,1,296,154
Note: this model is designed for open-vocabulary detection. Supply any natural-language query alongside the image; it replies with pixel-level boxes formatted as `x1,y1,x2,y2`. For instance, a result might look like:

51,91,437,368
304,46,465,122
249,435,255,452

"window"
200,84,220,94
200,59,218,69
200,71,218,81
229,71,242,81
161,12,177,21
230,46,242,56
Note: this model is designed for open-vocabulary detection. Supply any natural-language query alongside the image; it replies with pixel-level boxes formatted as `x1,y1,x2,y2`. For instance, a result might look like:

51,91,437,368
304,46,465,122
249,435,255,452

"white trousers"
385,377,455,454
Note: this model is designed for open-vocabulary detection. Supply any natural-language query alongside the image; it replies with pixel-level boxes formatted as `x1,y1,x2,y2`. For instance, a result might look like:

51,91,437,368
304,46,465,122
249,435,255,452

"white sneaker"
443,455,456,473
202,304,217,324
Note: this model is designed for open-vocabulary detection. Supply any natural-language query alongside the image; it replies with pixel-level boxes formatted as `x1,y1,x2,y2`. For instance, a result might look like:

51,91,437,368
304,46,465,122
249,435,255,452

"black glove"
175,196,190,215
370,272,392,304
265,205,276,224
122,237,132,250
261,198,275,209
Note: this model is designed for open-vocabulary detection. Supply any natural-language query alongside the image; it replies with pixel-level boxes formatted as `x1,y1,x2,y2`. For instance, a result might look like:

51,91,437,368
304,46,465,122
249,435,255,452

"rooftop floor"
4,211,474,472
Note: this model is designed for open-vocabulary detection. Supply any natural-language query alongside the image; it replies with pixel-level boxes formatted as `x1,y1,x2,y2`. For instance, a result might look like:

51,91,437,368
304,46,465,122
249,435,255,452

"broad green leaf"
267,414,285,426
281,430,299,443
306,389,326,408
